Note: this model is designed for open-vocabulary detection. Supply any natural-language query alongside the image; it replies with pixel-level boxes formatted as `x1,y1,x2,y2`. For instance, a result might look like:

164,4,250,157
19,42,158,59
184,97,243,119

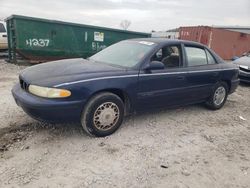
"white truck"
0,21,8,51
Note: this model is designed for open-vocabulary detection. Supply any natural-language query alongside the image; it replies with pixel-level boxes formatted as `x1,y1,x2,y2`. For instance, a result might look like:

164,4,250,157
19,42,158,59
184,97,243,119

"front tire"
206,82,228,110
81,92,124,137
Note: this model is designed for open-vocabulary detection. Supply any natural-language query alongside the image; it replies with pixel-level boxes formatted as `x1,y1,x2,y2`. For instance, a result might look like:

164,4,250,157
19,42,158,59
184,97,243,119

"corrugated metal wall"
179,26,250,60
210,28,250,60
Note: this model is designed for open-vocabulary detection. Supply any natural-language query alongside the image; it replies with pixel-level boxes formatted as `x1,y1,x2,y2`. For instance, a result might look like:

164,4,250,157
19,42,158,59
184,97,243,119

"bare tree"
120,20,131,30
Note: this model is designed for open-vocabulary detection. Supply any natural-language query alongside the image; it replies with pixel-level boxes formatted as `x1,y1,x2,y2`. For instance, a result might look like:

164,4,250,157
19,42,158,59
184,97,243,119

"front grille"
19,78,29,91
240,67,250,73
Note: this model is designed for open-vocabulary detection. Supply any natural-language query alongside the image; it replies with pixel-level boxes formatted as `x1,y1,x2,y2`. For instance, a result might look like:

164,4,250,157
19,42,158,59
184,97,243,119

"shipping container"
179,26,250,60
5,15,150,63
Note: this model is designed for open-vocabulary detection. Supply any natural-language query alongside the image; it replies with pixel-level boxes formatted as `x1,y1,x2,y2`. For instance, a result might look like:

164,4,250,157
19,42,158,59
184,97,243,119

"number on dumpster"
26,39,50,47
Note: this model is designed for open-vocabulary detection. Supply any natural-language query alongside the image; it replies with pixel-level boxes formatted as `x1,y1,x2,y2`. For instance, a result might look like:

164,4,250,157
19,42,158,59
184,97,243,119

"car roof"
127,38,207,48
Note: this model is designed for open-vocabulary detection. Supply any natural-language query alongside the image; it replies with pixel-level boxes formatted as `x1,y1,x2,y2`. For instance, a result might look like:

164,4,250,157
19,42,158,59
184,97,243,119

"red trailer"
179,26,250,60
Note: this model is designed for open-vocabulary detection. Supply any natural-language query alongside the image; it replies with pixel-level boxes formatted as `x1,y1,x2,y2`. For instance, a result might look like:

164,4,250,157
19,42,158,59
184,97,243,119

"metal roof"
212,26,250,34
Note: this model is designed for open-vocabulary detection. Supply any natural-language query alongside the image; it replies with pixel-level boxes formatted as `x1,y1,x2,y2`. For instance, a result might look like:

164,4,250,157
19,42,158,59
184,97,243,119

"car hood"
20,58,127,87
233,56,250,66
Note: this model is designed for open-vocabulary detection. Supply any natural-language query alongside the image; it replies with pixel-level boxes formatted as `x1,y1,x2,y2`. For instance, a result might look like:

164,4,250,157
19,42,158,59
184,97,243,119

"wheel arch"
220,80,231,92
90,88,133,116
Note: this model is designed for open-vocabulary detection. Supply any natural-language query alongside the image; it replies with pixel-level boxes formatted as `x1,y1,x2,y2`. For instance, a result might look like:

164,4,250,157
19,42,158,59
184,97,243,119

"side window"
185,47,207,66
155,49,162,60
151,45,182,68
206,49,217,64
0,23,6,33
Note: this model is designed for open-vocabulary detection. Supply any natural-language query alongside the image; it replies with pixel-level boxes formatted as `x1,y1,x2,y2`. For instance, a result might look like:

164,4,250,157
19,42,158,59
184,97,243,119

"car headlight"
239,65,249,70
28,85,71,98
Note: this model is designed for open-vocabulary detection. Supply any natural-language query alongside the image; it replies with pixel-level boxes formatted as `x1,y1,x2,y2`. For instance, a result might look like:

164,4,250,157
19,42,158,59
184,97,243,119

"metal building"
151,28,179,39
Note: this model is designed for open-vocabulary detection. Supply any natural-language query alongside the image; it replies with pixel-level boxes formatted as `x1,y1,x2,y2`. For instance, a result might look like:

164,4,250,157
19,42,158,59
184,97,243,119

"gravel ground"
0,59,250,188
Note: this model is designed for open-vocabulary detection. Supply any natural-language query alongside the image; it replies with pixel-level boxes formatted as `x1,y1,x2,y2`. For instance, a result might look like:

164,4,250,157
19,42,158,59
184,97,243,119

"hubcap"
213,86,226,106
93,102,119,131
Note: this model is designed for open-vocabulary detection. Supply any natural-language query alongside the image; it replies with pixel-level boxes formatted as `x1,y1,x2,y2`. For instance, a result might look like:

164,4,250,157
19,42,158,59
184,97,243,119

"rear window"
0,23,6,33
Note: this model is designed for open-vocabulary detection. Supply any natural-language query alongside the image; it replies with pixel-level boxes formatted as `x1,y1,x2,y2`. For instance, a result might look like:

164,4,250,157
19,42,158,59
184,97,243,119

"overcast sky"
0,0,249,32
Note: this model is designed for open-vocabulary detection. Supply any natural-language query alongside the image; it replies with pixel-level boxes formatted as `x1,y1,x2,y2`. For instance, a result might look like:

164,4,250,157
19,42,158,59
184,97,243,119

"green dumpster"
5,15,150,63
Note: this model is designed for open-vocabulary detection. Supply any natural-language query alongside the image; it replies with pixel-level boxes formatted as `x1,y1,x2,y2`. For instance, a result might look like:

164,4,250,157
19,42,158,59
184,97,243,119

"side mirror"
144,61,165,70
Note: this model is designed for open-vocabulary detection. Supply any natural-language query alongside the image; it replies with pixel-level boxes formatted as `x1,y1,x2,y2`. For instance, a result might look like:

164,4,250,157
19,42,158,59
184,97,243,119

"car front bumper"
239,70,250,83
0,41,8,50
12,84,85,123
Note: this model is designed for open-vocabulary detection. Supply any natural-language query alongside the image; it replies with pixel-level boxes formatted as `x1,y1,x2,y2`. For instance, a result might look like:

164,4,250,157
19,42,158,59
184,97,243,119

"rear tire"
81,92,124,137
206,82,228,110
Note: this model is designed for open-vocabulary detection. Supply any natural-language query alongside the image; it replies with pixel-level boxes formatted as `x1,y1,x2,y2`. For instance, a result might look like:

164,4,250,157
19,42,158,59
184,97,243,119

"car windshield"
89,41,156,68
0,23,6,33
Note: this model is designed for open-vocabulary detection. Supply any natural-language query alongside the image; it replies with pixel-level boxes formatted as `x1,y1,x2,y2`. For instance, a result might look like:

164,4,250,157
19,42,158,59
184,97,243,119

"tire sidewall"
83,94,124,137
210,82,228,109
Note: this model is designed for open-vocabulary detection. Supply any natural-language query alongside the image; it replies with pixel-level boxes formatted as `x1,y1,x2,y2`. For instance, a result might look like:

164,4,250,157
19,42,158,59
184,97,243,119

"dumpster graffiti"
92,42,107,51
92,42,96,50
26,39,50,47
97,43,107,51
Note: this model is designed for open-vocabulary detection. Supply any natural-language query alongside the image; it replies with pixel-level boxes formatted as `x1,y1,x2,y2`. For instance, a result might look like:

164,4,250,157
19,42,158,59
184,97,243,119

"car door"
184,45,221,102
136,43,191,111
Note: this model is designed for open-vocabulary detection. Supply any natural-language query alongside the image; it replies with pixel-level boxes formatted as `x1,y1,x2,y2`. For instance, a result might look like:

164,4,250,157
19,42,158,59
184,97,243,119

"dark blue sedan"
12,39,239,137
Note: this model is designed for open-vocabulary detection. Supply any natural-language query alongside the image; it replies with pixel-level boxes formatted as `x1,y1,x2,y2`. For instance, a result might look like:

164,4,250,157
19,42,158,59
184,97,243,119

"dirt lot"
0,59,250,188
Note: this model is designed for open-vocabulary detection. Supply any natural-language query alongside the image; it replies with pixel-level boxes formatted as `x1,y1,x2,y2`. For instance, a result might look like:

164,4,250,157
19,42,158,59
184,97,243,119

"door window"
185,47,207,66
206,49,217,64
151,45,182,68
